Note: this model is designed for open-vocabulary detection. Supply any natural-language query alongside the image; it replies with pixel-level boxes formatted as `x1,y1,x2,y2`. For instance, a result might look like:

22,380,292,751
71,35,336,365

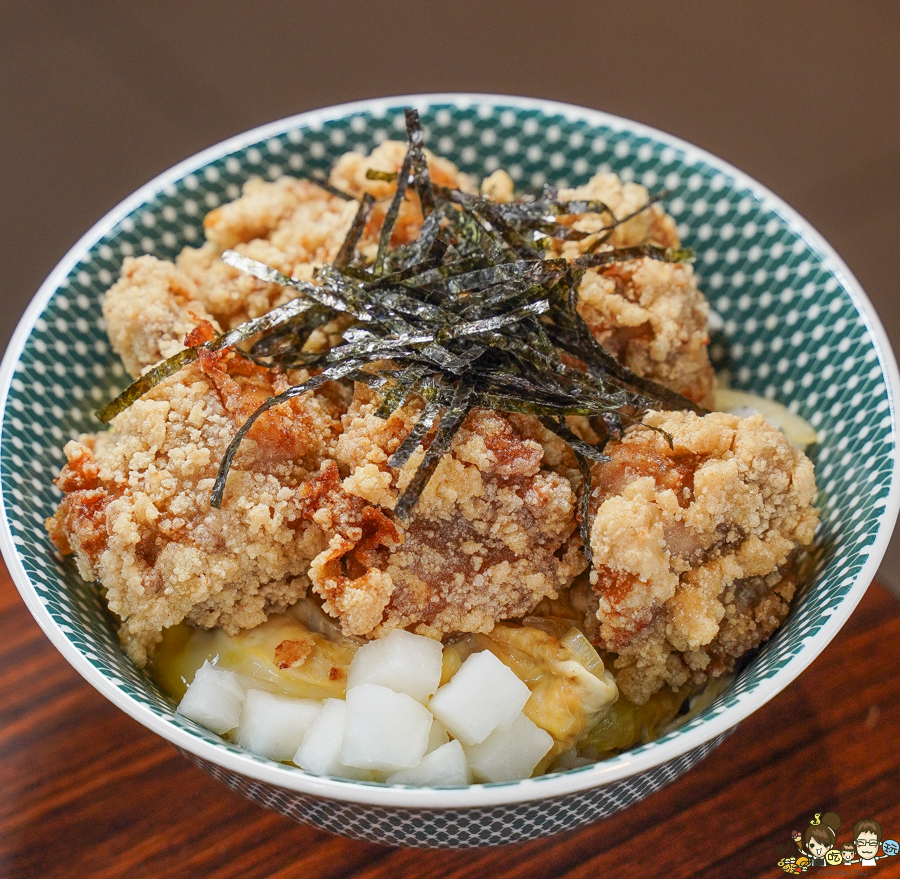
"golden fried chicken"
575,259,713,404
294,385,586,640
104,142,475,372
578,409,818,704
46,331,344,665
535,171,714,404
102,256,221,378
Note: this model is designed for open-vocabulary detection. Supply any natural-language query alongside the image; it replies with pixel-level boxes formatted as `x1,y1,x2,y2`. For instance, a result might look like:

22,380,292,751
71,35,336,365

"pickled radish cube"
428,651,531,746
293,699,369,781
346,629,443,703
236,689,322,762
177,661,245,735
341,684,432,771
465,713,554,783
386,740,471,786
426,719,450,754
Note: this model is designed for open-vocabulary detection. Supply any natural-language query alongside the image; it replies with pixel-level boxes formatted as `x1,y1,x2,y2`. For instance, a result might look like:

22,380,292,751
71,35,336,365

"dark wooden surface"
1,558,898,879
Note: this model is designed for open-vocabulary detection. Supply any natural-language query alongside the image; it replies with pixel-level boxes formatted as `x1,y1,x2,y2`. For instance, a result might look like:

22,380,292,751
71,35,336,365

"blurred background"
2,0,898,587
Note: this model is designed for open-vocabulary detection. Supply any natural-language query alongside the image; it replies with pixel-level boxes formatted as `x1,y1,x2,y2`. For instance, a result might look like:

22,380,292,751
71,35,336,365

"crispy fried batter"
274,635,316,669
294,385,586,640
46,349,344,665
576,260,713,404
579,410,817,703
547,173,713,404
102,256,221,378
104,144,475,373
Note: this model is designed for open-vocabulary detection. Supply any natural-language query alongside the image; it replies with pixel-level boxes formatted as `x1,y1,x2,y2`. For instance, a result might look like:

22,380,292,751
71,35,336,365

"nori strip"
334,192,375,268
374,139,415,275
574,243,694,268
365,169,398,183
575,452,594,565
221,251,371,321
373,362,431,419
394,386,473,521
96,296,315,423
301,174,354,201
405,108,436,216
387,394,443,469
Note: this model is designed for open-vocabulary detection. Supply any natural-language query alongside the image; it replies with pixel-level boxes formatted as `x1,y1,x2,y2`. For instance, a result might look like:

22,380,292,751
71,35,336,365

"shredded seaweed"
334,192,375,268
97,108,703,526
394,385,473,521
301,174,354,201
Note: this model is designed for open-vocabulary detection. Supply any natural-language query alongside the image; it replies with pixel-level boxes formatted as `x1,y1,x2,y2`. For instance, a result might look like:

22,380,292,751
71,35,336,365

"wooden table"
1,562,898,879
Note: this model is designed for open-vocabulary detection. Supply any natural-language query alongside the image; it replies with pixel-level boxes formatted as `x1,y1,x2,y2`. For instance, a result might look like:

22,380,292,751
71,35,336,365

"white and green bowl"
1,95,897,848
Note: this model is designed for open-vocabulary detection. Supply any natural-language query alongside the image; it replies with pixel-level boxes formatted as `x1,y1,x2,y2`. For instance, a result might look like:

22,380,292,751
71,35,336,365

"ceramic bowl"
1,95,897,848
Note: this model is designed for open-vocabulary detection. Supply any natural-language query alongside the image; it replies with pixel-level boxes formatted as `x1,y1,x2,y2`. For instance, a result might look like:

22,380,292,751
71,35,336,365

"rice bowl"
1,94,896,847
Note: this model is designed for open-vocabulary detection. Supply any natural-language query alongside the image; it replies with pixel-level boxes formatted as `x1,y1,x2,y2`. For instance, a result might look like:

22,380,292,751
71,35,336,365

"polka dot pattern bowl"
1,95,898,848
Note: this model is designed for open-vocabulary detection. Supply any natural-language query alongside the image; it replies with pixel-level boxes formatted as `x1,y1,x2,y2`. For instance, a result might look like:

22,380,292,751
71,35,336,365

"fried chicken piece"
575,259,713,404
185,177,361,328
578,410,817,704
108,144,474,359
103,183,358,376
102,256,221,378
293,385,586,640
555,172,680,255
46,339,344,665
545,173,714,404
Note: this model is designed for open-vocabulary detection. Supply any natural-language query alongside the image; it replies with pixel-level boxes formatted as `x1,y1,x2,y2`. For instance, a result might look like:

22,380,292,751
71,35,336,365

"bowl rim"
1,92,898,809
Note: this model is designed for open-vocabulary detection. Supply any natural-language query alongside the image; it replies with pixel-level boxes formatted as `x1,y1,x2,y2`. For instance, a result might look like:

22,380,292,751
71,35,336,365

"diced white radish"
386,740,471,786
177,660,245,735
464,713,554,783
425,719,450,754
236,689,322,762
341,684,432,771
293,698,369,781
346,629,443,703
428,650,531,746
